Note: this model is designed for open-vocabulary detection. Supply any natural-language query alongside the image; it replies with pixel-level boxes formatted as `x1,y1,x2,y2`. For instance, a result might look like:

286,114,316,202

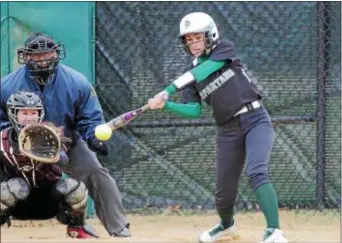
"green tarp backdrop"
0,1,96,217
0,2,95,83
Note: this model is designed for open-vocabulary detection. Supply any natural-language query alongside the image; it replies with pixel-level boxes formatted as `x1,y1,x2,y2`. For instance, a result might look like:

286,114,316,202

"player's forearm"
163,101,201,118
164,60,225,95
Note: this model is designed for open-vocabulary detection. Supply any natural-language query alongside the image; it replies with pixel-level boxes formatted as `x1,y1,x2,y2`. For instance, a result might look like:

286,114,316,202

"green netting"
95,2,341,210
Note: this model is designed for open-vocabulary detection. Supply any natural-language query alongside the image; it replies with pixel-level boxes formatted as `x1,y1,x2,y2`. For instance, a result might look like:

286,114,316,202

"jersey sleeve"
209,41,240,62
179,64,201,103
75,80,105,143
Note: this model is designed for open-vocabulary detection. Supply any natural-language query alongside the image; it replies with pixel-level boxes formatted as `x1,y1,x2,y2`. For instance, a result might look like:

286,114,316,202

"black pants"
215,105,274,224
10,184,59,220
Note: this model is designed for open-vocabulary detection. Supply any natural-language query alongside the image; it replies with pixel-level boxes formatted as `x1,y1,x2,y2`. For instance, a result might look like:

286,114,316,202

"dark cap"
24,32,57,51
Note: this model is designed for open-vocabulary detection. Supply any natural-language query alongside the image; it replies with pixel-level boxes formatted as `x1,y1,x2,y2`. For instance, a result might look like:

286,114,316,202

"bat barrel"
106,104,150,130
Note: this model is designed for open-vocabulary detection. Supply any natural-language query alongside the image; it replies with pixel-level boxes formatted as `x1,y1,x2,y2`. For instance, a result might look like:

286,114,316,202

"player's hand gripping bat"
106,91,168,131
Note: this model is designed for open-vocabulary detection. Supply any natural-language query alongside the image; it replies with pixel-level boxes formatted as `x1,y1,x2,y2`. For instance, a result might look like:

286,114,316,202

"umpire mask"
17,32,66,85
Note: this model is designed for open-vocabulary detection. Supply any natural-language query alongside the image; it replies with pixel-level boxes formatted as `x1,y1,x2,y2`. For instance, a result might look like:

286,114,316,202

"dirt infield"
1,210,340,242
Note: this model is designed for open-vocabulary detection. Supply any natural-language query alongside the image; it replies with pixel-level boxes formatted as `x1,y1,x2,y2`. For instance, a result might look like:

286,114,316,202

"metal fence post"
316,2,329,210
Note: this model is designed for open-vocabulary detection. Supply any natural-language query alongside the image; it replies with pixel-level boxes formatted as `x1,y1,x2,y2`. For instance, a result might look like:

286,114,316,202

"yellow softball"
95,124,112,141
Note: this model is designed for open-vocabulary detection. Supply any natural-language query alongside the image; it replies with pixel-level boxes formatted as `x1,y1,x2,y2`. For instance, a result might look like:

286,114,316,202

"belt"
234,100,262,117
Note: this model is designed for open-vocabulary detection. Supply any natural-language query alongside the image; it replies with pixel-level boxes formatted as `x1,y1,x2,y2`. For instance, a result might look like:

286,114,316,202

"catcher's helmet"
17,32,66,85
178,12,219,56
6,91,45,132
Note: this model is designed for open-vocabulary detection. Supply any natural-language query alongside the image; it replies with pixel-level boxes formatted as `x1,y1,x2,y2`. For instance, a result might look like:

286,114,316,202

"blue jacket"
0,65,105,144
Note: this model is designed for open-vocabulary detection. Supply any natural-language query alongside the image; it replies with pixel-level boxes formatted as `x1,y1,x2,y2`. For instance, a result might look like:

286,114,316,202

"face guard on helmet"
6,91,45,133
17,32,66,85
178,12,219,57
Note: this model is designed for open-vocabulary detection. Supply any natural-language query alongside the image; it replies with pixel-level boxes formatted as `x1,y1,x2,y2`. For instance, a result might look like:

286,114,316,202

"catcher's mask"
17,32,66,85
178,12,219,57
6,91,45,133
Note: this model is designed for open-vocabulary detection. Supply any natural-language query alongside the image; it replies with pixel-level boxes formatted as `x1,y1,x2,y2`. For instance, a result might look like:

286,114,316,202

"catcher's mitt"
41,121,72,145
18,124,61,164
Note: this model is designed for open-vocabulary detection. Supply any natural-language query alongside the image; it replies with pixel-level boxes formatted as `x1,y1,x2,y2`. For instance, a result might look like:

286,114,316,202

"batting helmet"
178,12,219,56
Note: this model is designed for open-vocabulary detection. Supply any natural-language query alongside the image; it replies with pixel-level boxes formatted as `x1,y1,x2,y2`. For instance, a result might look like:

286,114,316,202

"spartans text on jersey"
199,69,235,100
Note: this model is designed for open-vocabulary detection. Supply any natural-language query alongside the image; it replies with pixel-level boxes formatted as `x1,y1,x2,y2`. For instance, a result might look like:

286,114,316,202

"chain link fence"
95,2,341,212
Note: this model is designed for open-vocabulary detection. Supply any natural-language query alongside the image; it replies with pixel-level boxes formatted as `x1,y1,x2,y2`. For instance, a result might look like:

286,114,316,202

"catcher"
0,91,98,239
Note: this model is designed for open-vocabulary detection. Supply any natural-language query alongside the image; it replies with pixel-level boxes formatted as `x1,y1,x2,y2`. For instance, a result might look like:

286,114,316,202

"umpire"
0,32,131,237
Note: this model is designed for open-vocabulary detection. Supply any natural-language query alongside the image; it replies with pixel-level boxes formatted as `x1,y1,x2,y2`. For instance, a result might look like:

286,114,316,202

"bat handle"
141,104,150,112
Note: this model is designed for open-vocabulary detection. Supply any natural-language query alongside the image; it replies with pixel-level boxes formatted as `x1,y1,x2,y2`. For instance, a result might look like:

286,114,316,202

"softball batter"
148,12,288,243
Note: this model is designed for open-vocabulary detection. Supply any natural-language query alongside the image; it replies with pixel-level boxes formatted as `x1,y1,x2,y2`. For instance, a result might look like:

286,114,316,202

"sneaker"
112,224,131,237
199,222,239,243
261,228,288,243
67,224,99,239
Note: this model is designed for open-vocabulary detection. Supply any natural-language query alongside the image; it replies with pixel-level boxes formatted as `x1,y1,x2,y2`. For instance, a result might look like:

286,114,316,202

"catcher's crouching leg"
55,178,98,238
1,178,30,227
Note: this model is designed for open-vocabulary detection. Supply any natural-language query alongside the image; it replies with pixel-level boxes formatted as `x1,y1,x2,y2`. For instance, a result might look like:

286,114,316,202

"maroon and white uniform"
0,127,62,187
